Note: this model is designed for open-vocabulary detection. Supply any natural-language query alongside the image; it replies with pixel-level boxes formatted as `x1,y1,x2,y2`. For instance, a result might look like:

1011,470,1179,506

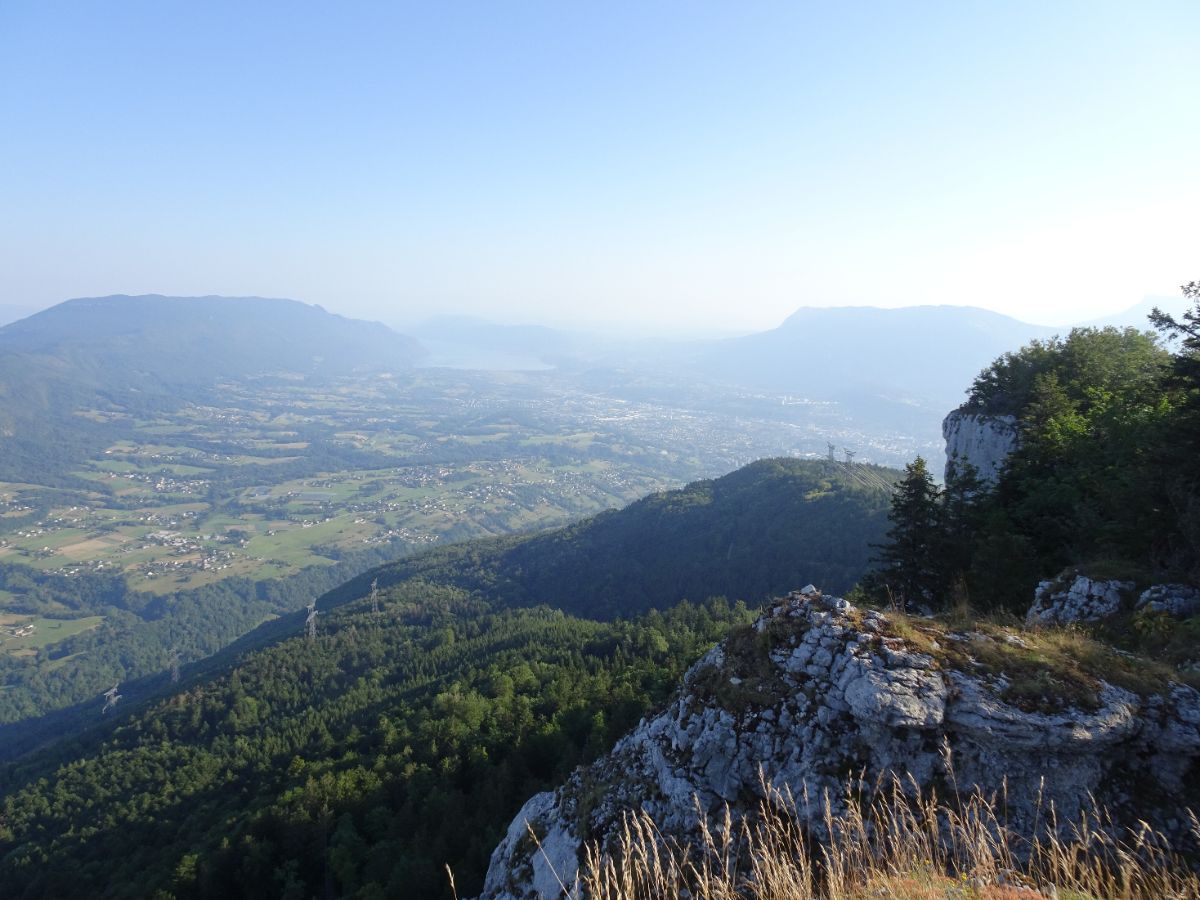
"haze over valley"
0,289,1176,749
2,3,1198,899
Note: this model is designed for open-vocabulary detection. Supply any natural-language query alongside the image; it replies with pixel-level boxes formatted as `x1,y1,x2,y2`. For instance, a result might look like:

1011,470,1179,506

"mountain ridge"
699,303,1055,406
0,294,425,378
325,457,897,620
0,294,426,482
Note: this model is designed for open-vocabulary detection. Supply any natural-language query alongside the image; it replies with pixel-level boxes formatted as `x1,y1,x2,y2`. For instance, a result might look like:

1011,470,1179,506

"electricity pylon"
102,683,122,714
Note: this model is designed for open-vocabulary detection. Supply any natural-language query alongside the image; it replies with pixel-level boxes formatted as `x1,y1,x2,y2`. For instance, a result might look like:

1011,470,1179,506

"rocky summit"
479,588,1200,899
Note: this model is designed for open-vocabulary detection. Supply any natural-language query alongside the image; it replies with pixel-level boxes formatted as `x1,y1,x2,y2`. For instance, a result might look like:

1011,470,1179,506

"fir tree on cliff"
872,456,942,608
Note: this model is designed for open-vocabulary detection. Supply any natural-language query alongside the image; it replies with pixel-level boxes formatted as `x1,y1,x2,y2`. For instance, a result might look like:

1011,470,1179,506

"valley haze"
2,2,1198,898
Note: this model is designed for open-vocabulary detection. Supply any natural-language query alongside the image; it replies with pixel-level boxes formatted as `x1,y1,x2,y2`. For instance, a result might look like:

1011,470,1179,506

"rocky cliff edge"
479,587,1200,899
942,410,1020,485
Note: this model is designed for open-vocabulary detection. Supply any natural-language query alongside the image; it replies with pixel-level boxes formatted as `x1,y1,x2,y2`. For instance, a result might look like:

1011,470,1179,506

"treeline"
0,584,753,899
868,285,1200,612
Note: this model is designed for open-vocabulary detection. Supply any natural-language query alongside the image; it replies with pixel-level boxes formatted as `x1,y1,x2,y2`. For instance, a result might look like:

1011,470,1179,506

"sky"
1,1,1197,334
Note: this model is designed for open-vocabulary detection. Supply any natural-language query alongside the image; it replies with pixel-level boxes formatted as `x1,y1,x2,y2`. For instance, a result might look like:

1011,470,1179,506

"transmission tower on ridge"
306,600,318,642
843,448,857,466
826,442,837,462
170,647,181,684
370,578,380,616
102,683,122,715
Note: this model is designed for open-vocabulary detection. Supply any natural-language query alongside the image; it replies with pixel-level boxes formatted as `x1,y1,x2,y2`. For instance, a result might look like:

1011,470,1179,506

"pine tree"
941,460,984,586
875,456,943,609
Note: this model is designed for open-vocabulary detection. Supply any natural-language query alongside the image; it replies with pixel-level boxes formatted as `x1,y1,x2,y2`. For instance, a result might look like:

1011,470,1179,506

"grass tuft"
567,761,1200,900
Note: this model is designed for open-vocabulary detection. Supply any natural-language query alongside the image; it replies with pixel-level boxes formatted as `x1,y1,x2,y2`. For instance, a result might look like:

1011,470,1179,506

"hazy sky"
1,1,1197,333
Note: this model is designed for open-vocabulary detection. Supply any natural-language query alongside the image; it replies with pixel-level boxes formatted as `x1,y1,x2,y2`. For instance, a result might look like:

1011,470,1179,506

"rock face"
479,589,1200,899
1026,574,1134,626
942,410,1020,485
1138,584,1200,618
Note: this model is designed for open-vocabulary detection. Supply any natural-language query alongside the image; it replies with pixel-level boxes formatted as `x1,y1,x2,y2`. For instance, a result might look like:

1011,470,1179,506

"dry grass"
881,610,1178,714
540,756,1200,900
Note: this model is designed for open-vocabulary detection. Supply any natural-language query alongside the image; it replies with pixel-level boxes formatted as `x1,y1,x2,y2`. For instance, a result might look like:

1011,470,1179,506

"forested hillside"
0,540,425,760
0,581,752,899
0,457,893,762
0,456,895,898
333,457,896,619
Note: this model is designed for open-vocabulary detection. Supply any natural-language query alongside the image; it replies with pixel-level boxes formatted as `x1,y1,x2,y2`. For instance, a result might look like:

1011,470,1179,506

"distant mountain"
0,294,424,385
329,456,896,618
0,303,43,327
691,305,1055,411
398,305,1059,448
0,295,425,481
1077,295,1188,331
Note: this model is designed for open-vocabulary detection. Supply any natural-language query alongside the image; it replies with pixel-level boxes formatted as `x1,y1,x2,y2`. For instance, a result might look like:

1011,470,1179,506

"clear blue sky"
1,1,1197,332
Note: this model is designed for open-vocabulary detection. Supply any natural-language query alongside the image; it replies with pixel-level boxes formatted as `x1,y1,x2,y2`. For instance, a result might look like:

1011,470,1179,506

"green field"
0,365,840,605
0,414,674,595
0,614,105,656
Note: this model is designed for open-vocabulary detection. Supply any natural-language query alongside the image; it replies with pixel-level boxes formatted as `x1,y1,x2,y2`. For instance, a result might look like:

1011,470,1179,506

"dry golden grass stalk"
566,761,1200,900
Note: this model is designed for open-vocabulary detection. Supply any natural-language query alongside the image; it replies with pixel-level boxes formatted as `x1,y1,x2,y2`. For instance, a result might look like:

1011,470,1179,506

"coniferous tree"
941,460,985,590
874,456,943,609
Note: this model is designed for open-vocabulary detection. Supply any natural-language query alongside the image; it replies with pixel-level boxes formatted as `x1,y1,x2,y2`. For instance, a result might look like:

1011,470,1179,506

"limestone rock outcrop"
1026,574,1134,626
1138,584,1200,618
479,588,1200,899
942,410,1020,485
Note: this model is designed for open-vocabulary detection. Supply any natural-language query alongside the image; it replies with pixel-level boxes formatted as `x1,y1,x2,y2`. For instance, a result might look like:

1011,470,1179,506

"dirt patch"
59,535,129,559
